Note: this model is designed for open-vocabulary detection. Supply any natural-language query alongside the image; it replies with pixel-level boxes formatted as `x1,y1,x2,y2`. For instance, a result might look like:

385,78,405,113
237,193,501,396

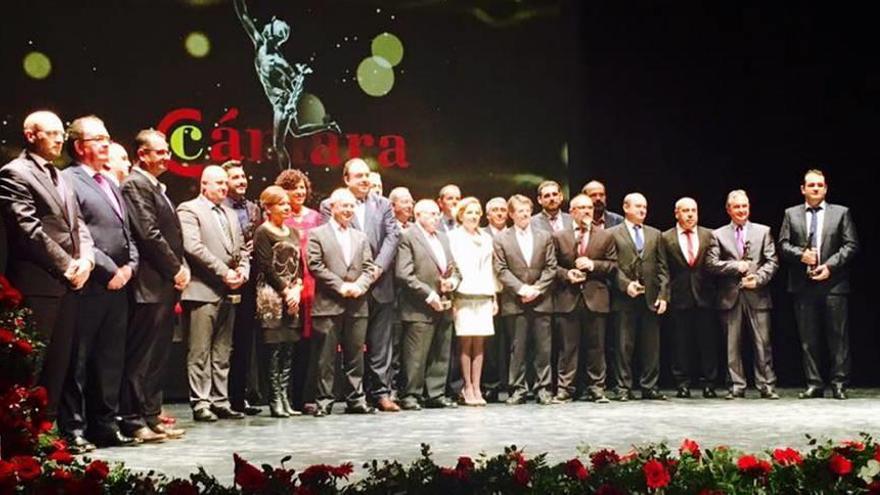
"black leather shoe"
642,389,668,401
536,393,554,405
592,394,611,404
760,389,780,400
399,399,422,411
211,406,246,419
552,392,573,404
505,394,527,405
66,435,97,454
313,405,330,417
832,387,848,400
91,431,140,448
676,388,691,399
232,401,263,416
702,387,717,399
483,390,500,403
193,408,219,422
345,403,376,414
425,397,458,409
724,390,745,400
798,386,824,399
615,390,635,402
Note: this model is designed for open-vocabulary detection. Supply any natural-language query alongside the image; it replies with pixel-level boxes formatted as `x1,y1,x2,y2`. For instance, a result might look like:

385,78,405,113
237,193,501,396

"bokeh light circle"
297,93,327,125
23,51,52,80
371,33,404,67
357,56,395,97
185,32,211,58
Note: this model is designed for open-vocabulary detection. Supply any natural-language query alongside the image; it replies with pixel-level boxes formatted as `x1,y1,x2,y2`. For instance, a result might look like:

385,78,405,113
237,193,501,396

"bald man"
0,111,94,442
178,165,250,421
104,142,131,186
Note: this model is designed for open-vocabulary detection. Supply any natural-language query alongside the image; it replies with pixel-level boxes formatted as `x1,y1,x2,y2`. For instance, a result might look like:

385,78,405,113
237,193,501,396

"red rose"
330,463,354,479
48,449,75,465
0,275,24,307
166,480,199,495
565,458,589,481
874,446,880,462
680,438,701,459
509,451,526,466
591,449,621,470
29,387,49,408
643,459,671,489
0,328,14,345
85,460,110,480
233,453,267,491
841,440,865,452
10,456,41,482
829,454,853,476
53,468,73,481
772,448,803,466
456,456,474,472
13,338,33,355
513,464,530,486
737,455,771,477
0,460,16,490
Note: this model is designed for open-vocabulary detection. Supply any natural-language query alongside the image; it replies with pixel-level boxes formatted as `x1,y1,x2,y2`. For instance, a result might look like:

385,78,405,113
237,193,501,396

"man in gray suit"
60,116,140,448
552,194,616,403
608,193,669,401
178,165,250,421
320,158,400,412
395,200,461,410
706,189,779,400
531,180,572,233
779,170,859,400
481,197,509,402
661,198,719,399
0,111,94,445
494,194,558,405
308,188,378,417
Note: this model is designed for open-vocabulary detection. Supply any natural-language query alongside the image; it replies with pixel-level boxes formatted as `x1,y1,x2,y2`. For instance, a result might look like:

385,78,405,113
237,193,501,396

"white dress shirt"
416,222,447,273
676,224,700,263
330,218,353,266
354,196,367,231
514,225,534,267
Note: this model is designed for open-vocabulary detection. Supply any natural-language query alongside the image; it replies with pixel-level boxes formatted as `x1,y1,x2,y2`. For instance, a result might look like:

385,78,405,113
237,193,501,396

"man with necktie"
779,170,859,400
0,111,95,451
531,180,572,233
706,190,779,400
481,197,509,402
661,197,719,399
436,184,461,233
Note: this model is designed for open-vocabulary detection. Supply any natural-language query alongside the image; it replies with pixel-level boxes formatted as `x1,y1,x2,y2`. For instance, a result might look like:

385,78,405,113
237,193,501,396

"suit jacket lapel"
820,205,835,259
504,230,529,267
74,166,125,223
414,227,443,272
667,232,688,266
529,231,544,267
25,159,68,221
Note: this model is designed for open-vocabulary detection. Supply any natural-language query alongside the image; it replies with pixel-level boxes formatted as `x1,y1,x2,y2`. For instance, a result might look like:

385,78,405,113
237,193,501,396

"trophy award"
439,265,454,310
630,257,646,295
805,232,818,277
228,253,243,304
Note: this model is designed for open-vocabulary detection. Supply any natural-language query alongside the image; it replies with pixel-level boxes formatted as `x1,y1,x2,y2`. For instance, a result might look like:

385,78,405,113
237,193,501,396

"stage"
90,389,880,483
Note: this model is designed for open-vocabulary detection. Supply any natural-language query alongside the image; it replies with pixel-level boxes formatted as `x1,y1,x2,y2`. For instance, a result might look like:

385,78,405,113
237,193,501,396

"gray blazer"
62,164,138,294
307,222,376,317
608,223,669,312
706,221,778,310
493,227,557,315
178,196,250,303
395,226,461,322
0,152,94,297
530,211,572,233
320,192,399,304
778,203,859,295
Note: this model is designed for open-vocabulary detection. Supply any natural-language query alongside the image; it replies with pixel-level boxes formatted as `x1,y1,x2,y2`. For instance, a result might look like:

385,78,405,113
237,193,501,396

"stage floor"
91,389,880,483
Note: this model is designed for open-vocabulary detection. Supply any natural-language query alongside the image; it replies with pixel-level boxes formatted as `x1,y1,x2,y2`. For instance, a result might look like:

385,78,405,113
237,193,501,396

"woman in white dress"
448,197,497,406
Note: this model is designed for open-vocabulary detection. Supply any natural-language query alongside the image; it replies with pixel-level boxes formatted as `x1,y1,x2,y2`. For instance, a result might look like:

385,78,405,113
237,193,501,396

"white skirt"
453,296,495,337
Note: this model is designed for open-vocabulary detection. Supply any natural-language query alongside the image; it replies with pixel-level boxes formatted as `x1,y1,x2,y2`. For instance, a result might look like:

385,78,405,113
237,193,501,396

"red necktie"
684,229,696,266
577,228,589,256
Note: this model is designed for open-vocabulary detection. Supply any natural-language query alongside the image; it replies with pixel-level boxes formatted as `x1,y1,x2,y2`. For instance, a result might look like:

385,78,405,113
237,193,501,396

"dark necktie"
93,173,123,217
633,225,644,254
213,205,233,244
735,225,745,258
807,206,821,248
683,229,696,266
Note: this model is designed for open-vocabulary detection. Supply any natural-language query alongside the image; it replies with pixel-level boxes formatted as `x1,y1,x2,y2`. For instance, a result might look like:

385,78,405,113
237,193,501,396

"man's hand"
492,298,499,316
284,286,301,315
740,274,758,289
66,258,93,290
735,260,750,274
567,269,586,284
223,269,244,289
801,248,818,266
654,299,667,315
440,278,455,293
810,264,831,281
575,256,594,272
519,285,540,304
107,265,133,290
174,266,191,291
626,281,644,298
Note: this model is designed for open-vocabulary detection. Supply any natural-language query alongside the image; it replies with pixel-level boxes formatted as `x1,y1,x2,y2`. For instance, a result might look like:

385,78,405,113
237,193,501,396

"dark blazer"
320,192,399,304
778,203,859,295
178,196,250,303
307,222,376,317
530,211,572,233
599,210,624,229
121,168,185,303
0,152,94,296
661,226,716,309
552,227,616,314
493,227,557,315
395,226,461,322
62,164,138,294
608,222,669,312
706,221,778,310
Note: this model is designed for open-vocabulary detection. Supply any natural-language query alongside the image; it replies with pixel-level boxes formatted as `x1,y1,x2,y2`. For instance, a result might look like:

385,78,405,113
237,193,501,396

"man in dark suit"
120,129,188,441
608,193,669,401
388,186,414,396
436,184,461,233
0,111,94,447
779,170,859,400
480,197,509,402
320,158,400,412
552,194,616,403
661,197,719,399
59,116,139,448
582,180,624,230
531,180,572,233
308,188,378,417
178,165,250,421
395,200,460,410
222,160,263,415
494,194,558,405
706,189,779,400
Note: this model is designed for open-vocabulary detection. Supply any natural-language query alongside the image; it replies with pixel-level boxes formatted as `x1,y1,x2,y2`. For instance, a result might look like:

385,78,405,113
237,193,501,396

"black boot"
279,343,300,416
267,344,289,418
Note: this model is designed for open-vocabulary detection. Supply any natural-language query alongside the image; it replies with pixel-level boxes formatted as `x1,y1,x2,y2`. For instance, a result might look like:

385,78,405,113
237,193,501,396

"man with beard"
582,181,623,230
531,180,571,233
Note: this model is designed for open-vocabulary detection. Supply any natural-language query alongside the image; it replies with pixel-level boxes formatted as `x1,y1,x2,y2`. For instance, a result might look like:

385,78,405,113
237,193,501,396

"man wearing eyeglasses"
119,129,188,442
0,111,95,443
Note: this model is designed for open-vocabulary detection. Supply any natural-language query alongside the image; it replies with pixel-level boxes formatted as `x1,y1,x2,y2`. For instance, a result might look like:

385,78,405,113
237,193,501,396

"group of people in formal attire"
0,110,860,454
